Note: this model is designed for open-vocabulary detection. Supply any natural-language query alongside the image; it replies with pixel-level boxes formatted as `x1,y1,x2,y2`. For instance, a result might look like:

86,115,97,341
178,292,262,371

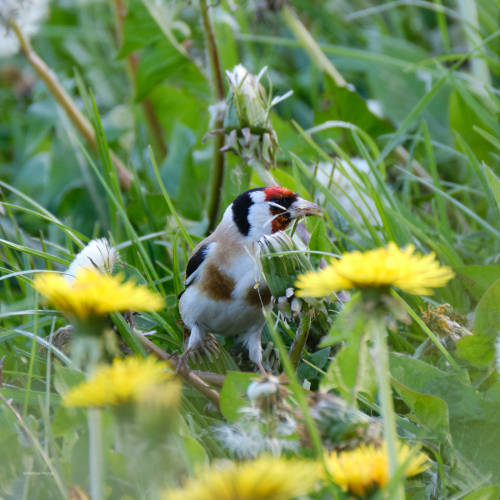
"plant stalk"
371,315,405,499
199,0,226,233
289,312,311,369
134,329,221,410
9,20,133,190
112,0,168,159
88,408,104,500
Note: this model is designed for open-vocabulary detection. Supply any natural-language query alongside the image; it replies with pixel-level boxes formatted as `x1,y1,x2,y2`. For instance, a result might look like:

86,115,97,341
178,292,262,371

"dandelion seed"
33,268,163,320
295,242,454,297
323,443,430,497
63,356,180,408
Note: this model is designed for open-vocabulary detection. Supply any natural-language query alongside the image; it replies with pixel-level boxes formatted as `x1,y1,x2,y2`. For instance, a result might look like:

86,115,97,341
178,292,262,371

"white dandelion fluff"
0,0,49,58
316,157,382,227
66,238,118,281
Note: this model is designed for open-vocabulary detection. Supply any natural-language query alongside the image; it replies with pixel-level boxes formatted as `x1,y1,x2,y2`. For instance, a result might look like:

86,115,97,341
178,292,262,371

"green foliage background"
1,0,500,499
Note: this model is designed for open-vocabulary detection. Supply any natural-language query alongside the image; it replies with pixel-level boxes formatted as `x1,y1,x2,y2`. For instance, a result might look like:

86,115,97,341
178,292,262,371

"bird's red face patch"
263,186,295,201
263,186,297,233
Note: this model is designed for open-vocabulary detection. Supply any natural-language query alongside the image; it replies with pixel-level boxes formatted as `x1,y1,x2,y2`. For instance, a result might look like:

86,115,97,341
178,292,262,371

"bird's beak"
289,197,322,219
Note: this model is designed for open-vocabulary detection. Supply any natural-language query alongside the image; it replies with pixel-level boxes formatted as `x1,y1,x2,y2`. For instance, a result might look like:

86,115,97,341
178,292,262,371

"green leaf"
449,90,496,162
219,371,257,423
53,364,85,396
484,163,500,212
474,278,500,339
321,329,377,403
462,486,500,500
308,218,333,255
119,0,162,56
136,41,207,100
391,378,449,437
297,347,330,381
456,335,494,369
456,265,500,301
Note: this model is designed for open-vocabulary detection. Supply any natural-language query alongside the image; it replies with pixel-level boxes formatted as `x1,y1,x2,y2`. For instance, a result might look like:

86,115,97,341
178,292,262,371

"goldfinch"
178,186,320,373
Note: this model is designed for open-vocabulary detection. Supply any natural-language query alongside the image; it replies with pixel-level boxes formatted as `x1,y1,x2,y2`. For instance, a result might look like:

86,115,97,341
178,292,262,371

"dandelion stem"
288,313,311,369
265,316,340,498
8,20,133,190
88,408,104,500
371,315,405,500
199,0,226,233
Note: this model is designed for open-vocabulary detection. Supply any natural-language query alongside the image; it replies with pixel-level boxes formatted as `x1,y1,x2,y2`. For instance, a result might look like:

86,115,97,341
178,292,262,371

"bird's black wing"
178,244,210,299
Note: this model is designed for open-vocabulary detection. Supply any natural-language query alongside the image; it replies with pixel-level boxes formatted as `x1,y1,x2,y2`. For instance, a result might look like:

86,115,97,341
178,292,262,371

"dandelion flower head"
163,455,319,500
323,443,429,497
33,268,163,320
296,242,454,297
63,356,180,408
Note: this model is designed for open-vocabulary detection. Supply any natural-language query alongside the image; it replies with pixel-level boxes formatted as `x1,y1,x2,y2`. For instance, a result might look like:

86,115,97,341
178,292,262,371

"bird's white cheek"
247,203,274,240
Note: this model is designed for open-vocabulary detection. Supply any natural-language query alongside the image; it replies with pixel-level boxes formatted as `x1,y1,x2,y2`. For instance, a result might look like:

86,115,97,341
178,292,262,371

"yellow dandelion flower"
63,356,180,408
323,443,430,497
33,269,163,319
295,242,454,297
163,456,319,500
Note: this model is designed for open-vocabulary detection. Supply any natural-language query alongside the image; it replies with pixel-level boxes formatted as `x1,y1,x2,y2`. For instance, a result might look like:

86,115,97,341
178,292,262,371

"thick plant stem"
9,20,133,190
371,316,405,500
289,313,311,369
88,408,104,500
84,356,104,500
199,0,226,233
112,0,167,159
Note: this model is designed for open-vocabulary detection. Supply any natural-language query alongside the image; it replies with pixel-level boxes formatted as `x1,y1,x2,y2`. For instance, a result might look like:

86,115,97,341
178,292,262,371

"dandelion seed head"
66,238,118,281
0,0,49,58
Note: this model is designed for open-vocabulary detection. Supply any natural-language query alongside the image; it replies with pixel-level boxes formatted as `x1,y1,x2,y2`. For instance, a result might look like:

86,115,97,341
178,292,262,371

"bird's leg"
175,347,193,374
176,325,204,374
257,361,268,376
241,327,267,375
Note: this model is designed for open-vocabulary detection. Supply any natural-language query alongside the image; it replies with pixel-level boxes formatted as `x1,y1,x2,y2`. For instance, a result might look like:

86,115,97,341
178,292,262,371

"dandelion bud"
216,64,291,168
225,64,268,129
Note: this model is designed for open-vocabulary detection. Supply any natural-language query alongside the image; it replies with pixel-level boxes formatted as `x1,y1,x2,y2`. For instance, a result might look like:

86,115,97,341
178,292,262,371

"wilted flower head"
309,393,382,450
0,0,49,58
33,268,163,320
323,443,430,497
63,356,180,408
216,374,297,459
296,242,454,297
163,455,319,500
219,64,292,168
66,238,118,281
421,303,471,344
